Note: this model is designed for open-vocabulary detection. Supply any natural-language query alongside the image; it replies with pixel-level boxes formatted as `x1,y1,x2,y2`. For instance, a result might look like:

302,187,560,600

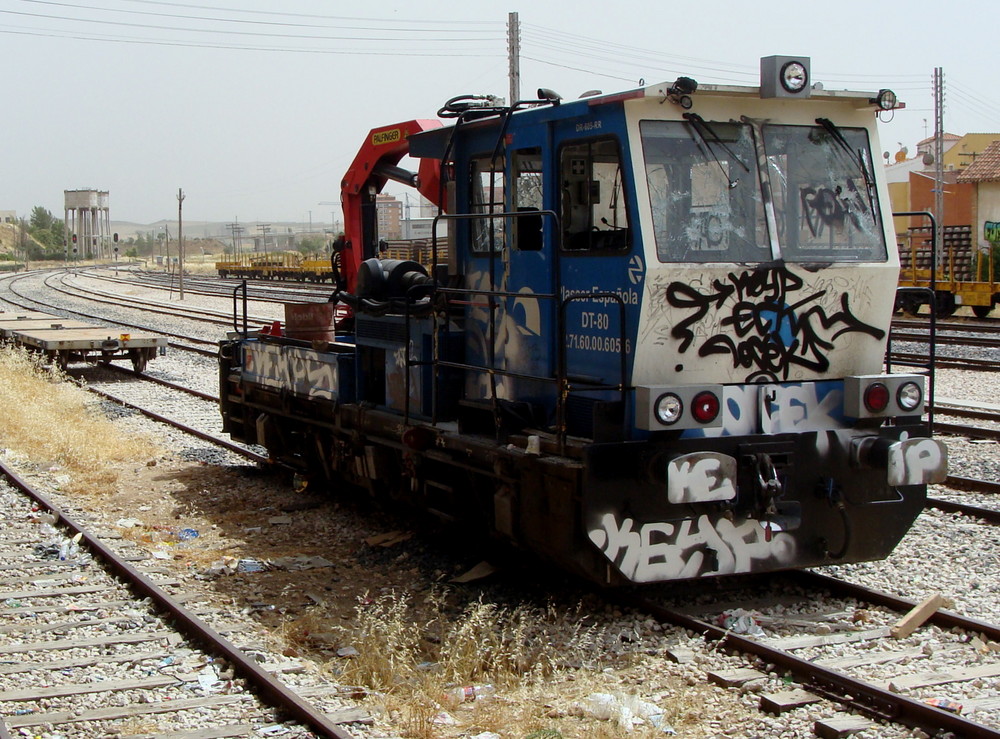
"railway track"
3,265,1000,735
0,272,219,356
618,571,1000,737
79,364,264,464
85,266,335,305
0,460,361,738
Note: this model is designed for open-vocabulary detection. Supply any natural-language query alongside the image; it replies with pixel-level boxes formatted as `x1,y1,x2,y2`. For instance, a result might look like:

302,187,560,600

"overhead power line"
18,0,502,34
0,26,504,55
108,0,500,26
1,7,501,43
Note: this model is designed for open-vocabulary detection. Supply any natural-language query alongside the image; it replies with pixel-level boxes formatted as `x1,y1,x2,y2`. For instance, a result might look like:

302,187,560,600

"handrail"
891,211,937,432
232,279,248,336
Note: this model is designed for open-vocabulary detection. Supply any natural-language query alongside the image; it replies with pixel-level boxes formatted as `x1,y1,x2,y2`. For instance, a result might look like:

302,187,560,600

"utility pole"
932,67,945,269
508,12,520,105
258,223,271,254
177,188,185,300
227,221,239,255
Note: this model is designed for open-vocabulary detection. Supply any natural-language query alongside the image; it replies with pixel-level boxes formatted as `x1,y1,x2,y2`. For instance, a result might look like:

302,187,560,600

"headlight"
872,89,897,111
897,381,923,412
654,393,683,425
780,61,809,93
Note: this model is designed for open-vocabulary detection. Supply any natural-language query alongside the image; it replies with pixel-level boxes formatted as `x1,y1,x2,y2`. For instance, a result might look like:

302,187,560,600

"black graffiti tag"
800,182,867,238
666,267,885,381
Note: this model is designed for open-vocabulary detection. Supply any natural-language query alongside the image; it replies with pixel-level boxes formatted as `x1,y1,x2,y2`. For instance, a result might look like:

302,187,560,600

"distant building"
375,194,402,240
957,140,1000,247
885,133,1000,238
0,210,15,224
401,217,448,241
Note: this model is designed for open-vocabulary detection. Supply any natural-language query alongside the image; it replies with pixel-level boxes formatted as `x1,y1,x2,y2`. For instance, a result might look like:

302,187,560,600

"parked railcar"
220,56,947,586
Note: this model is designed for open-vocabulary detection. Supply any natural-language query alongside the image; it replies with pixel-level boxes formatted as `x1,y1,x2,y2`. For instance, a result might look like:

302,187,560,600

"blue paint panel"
451,102,646,431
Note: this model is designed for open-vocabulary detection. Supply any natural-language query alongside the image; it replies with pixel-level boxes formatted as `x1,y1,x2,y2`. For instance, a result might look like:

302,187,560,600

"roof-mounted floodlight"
870,89,898,111
760,56,811,99
665,76,697,109
537,88,562,106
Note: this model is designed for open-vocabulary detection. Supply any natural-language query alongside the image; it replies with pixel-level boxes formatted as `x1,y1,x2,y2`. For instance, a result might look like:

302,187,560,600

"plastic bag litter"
238,558,267,573
203,557,239,577
579,693,675,733
196,664,223,694
717,608,765,637
59,533,83,561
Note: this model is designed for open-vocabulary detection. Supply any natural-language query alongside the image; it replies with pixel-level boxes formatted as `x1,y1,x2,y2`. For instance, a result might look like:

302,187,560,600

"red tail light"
691,391,721,424
863,382,890,412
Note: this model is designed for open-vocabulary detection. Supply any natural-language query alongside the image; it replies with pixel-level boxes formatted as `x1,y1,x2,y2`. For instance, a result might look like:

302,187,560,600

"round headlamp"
654,393,683,426
780,61,809,93
873,89,897,111
897,381,923,412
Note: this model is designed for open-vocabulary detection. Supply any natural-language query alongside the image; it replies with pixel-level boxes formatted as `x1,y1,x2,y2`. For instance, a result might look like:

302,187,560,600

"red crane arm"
339,119,444,295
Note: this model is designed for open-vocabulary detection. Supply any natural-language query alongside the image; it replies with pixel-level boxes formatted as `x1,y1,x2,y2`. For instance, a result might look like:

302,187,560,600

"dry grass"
0,345,159,497
314,590,712,738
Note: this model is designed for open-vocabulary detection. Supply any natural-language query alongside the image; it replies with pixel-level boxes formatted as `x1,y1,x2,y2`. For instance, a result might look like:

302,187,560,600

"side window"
513,147,543,251
560,137,629,252
470,155,505,254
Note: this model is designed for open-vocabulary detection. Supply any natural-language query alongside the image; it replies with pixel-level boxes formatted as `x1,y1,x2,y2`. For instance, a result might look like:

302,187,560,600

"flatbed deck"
0,310,59,321
0,318,93,339
11,327,167,372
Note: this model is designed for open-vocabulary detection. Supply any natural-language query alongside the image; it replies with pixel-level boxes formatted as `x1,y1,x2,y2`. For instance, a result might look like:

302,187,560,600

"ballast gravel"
0,268,998,738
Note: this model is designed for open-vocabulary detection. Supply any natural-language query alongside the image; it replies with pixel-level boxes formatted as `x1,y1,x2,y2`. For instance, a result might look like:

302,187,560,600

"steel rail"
793,570,1000,642
85,385,268,465
57,270,279,325
945,475,1000,495
616,589,1000,737
933,422,1000,441
4,271,219,349
0,458,357,739
98,362,220,403
890,352,1000,371
927,498,1000,523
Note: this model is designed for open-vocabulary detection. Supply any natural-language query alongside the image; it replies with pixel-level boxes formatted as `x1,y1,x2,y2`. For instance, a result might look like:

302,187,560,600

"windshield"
763,124,885,261
641,120,886,263
641,119,767,263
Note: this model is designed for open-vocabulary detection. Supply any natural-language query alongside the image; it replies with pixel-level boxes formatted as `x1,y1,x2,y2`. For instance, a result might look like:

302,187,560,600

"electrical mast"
177,188,185,300
508,12,520,105
933,67,944,268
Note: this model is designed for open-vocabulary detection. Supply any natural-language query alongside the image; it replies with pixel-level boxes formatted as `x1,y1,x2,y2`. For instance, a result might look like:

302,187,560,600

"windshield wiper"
815,117,878,217
683,112,750,188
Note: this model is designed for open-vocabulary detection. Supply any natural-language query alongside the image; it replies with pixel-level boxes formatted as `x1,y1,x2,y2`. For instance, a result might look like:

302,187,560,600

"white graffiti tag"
588,512,796,582
887,437,948,486
666,453,737,504
244,343,340,400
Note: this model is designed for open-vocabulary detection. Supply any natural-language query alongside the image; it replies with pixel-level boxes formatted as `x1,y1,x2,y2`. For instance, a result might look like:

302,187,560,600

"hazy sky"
4,0,998,227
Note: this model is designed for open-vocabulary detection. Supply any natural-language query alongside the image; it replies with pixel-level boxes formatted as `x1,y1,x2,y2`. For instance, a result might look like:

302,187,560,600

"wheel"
899,296,922,317
972,305,993,319
130,349,148,374
934,293,957,318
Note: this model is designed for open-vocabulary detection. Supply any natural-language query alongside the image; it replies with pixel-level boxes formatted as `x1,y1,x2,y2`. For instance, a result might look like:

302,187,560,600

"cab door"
552,112,643,436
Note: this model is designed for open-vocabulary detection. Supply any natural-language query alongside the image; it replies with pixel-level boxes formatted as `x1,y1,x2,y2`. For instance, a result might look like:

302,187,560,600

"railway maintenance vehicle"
220,56,947,585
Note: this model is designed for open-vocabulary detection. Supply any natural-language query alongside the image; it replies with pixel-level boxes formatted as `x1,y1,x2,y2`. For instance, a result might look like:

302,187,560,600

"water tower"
64,189,111,259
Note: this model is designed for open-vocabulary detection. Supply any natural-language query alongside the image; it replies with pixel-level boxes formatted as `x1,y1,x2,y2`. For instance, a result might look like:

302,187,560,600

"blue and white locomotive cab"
221,57,947,586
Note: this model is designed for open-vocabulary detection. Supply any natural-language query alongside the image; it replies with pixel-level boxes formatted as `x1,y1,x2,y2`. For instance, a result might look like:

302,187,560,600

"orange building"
905,170,975,230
